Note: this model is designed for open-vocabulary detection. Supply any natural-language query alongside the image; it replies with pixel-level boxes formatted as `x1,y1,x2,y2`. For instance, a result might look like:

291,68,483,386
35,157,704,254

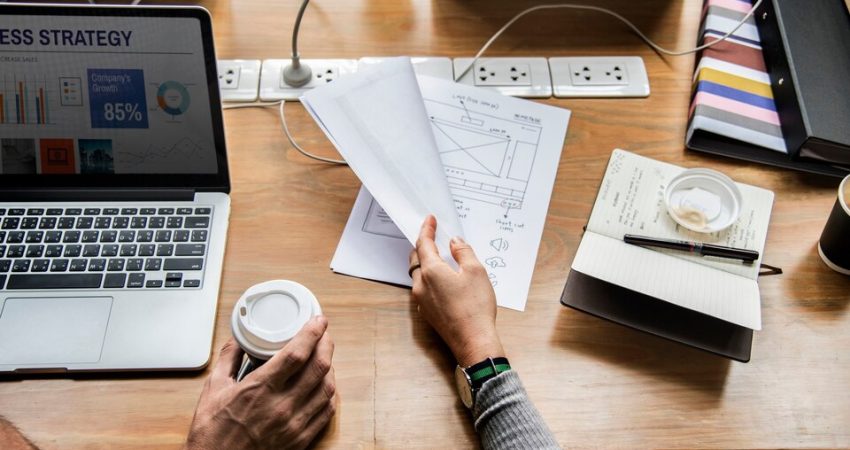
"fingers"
408,249,422,286
283,332,335,402
450,236,481,271
291,394,338,450
210,338,244,384
252,315,328,386
292,369,336,428
415,215,442,266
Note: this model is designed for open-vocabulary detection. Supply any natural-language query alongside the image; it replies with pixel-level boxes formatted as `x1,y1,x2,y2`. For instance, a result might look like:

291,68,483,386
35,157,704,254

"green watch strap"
466,357,511,390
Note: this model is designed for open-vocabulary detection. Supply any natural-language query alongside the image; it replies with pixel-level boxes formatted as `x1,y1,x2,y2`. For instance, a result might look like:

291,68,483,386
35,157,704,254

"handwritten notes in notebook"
572,150,774,330
587,149,773,279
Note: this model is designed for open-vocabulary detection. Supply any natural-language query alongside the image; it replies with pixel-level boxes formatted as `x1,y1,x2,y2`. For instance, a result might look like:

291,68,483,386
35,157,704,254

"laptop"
0,5,230,373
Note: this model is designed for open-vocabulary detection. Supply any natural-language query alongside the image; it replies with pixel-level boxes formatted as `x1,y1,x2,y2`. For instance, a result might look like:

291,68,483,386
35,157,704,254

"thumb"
450,236,479,269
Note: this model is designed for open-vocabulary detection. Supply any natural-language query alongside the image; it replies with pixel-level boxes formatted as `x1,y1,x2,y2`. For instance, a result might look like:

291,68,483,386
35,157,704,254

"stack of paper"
302,58,571,311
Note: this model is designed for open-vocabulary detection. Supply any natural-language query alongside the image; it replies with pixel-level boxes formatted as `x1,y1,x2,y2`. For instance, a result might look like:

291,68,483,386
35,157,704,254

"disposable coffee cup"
231,280,322,381
818,175,850,275
664,168,742,233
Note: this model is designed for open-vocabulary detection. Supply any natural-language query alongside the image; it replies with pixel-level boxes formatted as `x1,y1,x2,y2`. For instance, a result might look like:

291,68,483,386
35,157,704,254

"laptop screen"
0,6,228,192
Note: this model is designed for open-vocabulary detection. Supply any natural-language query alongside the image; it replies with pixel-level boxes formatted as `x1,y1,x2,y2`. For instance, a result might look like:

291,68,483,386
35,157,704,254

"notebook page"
572,232,762,330
586,149,774,280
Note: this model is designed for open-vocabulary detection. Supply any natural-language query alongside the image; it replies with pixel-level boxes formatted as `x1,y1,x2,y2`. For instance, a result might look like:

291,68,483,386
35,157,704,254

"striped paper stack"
687,0,786,154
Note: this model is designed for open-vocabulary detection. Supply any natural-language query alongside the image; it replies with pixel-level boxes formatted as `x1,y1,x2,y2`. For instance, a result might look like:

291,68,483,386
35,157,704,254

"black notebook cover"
560,269,753,362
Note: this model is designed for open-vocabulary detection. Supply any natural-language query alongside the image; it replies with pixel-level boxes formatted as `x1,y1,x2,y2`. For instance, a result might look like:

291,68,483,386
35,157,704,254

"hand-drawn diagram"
426,98,543,215
485,256,507,269
490,238,509,252
361,97,545,238
488,272,498,287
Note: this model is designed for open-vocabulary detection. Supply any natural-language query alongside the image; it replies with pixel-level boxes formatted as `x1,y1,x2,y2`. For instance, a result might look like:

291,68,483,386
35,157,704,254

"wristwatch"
454,357,511,409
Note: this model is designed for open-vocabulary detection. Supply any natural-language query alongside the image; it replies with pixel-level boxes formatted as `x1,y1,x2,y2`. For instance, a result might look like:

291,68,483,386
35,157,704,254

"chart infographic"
0,14,218,174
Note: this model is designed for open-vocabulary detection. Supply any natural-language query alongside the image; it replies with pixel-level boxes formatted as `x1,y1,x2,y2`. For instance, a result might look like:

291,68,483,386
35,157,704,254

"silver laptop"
0,5,230,373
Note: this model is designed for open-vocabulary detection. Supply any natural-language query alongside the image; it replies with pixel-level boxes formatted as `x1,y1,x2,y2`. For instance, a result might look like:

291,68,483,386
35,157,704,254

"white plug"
217,60,262,102
259,58,358,101
549,56,649,98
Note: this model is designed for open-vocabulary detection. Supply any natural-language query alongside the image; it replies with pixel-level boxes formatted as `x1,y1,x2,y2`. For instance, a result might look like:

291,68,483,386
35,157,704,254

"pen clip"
758,263,783,276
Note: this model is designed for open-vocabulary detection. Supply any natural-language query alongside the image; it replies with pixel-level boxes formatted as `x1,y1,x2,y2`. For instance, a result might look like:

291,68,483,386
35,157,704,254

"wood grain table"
2,0,848,448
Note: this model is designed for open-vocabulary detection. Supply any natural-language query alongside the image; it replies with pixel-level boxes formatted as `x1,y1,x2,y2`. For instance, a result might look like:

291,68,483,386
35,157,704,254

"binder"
685,0,850,178
755,0,850,166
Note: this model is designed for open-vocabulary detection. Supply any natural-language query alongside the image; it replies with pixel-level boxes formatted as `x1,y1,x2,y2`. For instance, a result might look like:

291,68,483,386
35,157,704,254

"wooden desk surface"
3,0,849,448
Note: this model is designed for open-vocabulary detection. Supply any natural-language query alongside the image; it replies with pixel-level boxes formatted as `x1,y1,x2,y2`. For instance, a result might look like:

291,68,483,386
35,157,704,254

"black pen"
623,234,760,262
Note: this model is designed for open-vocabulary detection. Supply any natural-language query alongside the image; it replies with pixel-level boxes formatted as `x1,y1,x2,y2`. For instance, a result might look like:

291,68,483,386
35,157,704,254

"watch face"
454,365,474,409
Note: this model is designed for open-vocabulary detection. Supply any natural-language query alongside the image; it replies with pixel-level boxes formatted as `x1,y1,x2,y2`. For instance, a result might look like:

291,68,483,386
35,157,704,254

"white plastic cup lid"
664,168,742,233
231,280,322,360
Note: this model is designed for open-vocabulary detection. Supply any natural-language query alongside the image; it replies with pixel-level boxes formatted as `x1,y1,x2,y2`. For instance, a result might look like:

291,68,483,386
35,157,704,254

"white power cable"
222,100,347,165
278,100,347,165
455,0,764,81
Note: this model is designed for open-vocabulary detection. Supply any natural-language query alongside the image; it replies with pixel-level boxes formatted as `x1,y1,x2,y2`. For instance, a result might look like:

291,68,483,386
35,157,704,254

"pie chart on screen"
156,81,191,116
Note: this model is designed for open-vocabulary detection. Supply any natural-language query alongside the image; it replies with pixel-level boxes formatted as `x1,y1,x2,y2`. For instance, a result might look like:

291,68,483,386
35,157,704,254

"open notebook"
562,149,775,361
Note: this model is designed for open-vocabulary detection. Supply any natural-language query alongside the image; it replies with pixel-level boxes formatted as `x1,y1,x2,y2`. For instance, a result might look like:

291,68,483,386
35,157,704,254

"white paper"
331,186,413,287
331,73,571,311
301,58,463,259
572,149,774,330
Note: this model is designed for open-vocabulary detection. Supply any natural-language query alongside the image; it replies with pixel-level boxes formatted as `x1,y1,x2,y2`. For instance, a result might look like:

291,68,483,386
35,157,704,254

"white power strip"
359,57,454,80
217,56,650,102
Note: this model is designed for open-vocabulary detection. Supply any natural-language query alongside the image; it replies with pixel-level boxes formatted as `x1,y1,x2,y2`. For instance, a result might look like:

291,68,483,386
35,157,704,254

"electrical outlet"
569,62,628,86
453,57,552,98
217,59,262,102
359,57,454,80
259,59,358,101
549,56,649,98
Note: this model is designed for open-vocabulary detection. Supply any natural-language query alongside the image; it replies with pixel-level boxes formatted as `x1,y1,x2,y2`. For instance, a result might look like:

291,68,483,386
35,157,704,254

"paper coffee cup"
231,280,322,363
818,175,850,275
664,168,742,233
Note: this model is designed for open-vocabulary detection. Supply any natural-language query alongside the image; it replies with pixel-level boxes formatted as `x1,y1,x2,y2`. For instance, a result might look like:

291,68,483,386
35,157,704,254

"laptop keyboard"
0,206,212,290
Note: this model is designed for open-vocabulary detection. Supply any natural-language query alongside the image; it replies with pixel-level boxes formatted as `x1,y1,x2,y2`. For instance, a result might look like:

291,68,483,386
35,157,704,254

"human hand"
409,215,505,367
185,316,337,450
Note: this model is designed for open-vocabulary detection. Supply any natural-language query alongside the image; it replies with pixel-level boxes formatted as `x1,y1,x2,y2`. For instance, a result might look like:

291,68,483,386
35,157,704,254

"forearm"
0,416,38,450
473,371,560,450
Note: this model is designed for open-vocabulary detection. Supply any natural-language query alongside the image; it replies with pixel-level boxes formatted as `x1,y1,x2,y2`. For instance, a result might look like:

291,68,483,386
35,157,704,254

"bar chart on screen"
0,75,55,126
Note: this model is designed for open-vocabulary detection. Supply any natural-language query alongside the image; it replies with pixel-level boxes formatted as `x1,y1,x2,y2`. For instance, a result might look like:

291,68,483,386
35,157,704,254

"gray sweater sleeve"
473,370,561,450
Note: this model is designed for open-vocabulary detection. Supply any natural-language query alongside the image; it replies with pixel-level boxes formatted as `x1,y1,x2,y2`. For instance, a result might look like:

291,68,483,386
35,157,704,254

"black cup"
236,354,268,382
818,175,850,275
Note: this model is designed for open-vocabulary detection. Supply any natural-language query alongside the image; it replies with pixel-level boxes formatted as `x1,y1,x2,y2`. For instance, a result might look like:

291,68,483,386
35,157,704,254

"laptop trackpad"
0,297,112,366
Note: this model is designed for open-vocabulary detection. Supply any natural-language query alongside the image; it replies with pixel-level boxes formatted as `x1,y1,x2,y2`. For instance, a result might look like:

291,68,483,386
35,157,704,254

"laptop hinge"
0,189,196,202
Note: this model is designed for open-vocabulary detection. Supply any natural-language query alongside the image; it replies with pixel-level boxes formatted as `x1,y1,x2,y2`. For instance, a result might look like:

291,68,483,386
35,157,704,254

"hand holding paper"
308,58,571,311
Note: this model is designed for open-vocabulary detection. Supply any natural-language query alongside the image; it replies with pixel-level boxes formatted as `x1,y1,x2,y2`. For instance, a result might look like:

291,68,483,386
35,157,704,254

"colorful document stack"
685,0,846,176
687,0,785,153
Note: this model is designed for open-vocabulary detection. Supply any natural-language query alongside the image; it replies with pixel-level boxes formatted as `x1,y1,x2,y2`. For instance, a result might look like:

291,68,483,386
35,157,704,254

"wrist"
453,333,505,367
